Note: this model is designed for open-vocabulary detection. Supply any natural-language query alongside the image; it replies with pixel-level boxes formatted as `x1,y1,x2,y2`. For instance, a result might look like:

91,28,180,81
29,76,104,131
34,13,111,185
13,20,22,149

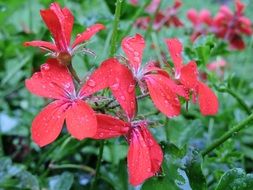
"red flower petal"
128,124,163,186
71,24,105,48
139,124,163,177
122,34,145,74
187,9,198,25
40,6,68,51
49,3,74,46
65,100,97,140
25,59,74,99
144,74,181,118
93,114,130,139
80,58,136,119
79,58,116,97
235,0,245,14
180,61,198,89
198,82,219,115
24,41,57,52
229,35,245,50
165,38,183,77
110,64,136,120
31,100,67,147
199,9,212,25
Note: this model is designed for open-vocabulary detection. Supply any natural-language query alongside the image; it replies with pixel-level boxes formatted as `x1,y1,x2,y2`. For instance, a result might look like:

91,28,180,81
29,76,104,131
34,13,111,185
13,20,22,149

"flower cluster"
132,0,183,30
187,0,252,50
25,2,219,186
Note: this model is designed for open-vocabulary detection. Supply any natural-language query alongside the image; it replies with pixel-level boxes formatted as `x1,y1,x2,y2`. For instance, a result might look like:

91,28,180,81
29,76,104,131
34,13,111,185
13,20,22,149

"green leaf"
215,168,253,190
142,143,207,190
49,172,74,190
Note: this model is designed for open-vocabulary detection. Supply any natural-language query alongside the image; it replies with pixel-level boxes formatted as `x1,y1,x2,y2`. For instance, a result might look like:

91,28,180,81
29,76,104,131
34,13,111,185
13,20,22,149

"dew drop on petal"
41,64,50,71
134,51,139,56
87,79,96,87
111,82,120,90
134,56,140,62
128,84,135,93
120,95,126,101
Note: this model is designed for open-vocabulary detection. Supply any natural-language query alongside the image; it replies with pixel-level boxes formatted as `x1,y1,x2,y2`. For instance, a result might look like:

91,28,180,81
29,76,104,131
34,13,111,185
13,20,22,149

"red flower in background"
93,114,163,186
24,3,105,65
166,38,219,115
134,0,183,31
26,58,133,146
187,9,214,41
213,0,252,50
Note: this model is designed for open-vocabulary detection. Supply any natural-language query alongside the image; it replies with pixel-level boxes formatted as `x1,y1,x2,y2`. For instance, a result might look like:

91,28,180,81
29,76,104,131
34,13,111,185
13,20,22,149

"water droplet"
41,64,50,71
128,84,135,93
111,82,119,90
87,79,96,87
134,51,139,56
120,95,126,101
134,56,140,62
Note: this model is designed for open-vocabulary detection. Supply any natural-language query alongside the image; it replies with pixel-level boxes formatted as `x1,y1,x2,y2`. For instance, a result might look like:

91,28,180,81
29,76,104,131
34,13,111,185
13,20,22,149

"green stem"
215,86,251,115
201,112,253,157
0,133,3,157
109,0,123,57
151,32,164,65
49,163,95,175
90,140,104,190
120,0,151,41
68,64,81,84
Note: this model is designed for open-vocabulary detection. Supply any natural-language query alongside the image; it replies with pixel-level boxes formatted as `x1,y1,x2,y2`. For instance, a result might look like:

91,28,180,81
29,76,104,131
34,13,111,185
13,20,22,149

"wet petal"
144,74,181,118
25,58,74,99
49,3,74,45
122,34,145,74
65,100,97,140
165,38,183,76
198,82,219,115
110,65,136,120
180,61,198,89
24,41,57,52
128,124,163,186
40,5,68,51
80,58,136,119
79,58,118,97
72,24,105,48
31,100,67,147
92,114,130,139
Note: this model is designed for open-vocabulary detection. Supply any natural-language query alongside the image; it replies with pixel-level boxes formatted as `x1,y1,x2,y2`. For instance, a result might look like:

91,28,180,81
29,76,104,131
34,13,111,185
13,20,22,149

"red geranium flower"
24,2,105,65
93,114,163,186
135,0,183,31
166,38,219,115
120,34,188,118
187,9,214,41
26,58,132,146
212,0,252,50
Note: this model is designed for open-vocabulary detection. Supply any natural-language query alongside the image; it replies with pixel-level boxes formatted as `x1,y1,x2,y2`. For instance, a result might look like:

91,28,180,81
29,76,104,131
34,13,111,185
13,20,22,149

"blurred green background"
0,0,253,189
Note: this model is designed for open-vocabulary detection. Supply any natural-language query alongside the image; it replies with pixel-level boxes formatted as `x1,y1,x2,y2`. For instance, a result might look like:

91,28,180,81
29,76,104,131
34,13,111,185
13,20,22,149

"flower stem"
201,112,253,157
68,64,81,84
151,32,164,65
49,163,95,175
120,0,151,41
90,140,104,190
215,86,251,115
109,0,123,57
90,1,123,189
